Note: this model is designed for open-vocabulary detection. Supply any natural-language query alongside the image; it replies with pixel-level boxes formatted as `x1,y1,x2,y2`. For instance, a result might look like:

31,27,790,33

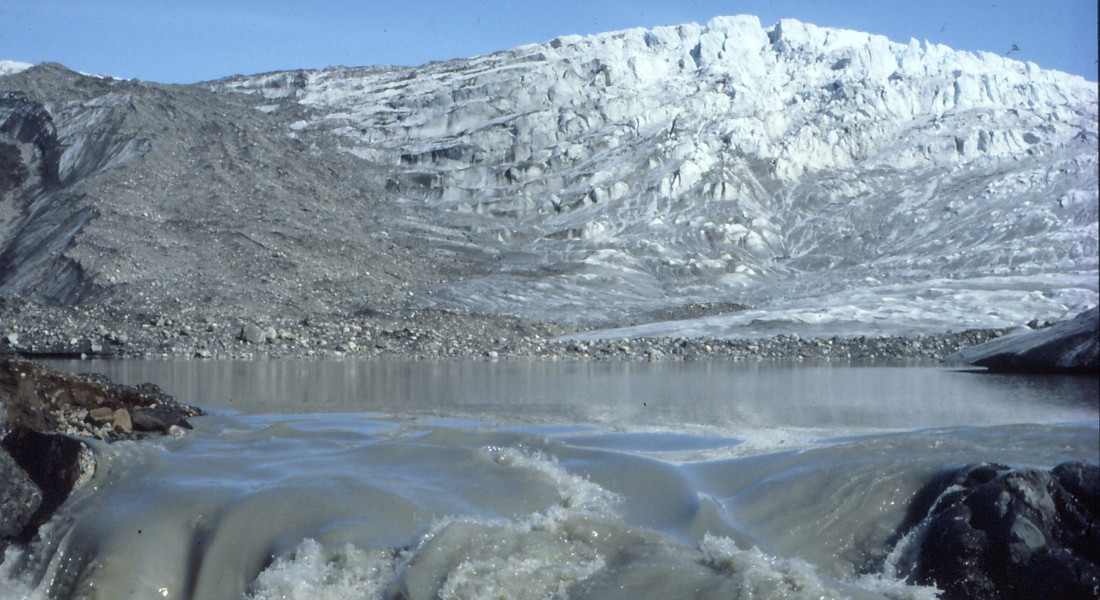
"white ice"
221,15,1099,338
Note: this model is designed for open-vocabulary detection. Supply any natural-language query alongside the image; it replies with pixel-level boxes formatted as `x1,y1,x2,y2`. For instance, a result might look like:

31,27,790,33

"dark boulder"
944,306,1099,374
0,358,203,558
907,461,1100,599
2,426,94,543
0,448,41,556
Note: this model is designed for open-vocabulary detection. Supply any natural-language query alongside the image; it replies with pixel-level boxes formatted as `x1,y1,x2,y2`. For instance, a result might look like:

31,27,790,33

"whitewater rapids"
1,359,1095,599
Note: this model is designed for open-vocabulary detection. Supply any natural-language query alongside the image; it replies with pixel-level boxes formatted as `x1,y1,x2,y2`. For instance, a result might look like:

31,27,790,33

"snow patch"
0,60,32,76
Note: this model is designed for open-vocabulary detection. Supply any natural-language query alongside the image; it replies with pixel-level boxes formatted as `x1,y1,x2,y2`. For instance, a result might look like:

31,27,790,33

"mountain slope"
0,64,452,319
2,16,1097,338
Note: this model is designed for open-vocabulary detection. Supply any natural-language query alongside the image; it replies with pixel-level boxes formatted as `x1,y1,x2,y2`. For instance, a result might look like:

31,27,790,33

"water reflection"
45,359,1098,433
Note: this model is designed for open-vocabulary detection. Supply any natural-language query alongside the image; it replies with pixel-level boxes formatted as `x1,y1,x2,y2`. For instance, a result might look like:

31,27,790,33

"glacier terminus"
223,15,1098,338
1,14,1097,344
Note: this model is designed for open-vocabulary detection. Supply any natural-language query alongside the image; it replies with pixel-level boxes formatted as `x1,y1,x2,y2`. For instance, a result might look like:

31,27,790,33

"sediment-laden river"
2,359,1096,599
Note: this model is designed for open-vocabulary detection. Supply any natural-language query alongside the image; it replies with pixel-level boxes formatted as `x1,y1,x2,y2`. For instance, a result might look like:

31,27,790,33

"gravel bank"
1,299,1011,363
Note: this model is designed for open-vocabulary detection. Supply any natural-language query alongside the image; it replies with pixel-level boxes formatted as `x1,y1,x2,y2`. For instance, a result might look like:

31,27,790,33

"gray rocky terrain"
0,293,1008,360
0,62,532,359
1,63,445,319
945,306,1099,374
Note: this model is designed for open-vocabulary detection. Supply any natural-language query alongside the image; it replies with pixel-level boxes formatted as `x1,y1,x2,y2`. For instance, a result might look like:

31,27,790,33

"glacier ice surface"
222,16,1098,337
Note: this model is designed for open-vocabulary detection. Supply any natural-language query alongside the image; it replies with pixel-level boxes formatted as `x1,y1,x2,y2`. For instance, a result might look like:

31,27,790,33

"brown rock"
87,406,114,423
0,357,203,441
111,408,132,433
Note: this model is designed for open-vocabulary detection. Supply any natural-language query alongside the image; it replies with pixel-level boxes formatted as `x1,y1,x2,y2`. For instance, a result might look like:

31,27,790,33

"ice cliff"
2,16,1097,337
224,15,1098,334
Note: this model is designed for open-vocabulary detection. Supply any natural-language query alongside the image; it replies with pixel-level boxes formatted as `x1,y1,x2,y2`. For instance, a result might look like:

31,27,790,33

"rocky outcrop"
2,426,95,545
944,307,1099,374
0,358,202,558
904,461,1099,600
0,89,100,305
0,358,202,438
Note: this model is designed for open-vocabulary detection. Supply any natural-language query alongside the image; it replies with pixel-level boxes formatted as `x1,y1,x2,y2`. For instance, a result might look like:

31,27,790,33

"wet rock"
1,426,95,543
0,358,203,555
87,406,114,423
131,405,194,433
111,407,132,433
944,306,1099,374
907,461,1100,600
0,448,41,541
0,357,202,438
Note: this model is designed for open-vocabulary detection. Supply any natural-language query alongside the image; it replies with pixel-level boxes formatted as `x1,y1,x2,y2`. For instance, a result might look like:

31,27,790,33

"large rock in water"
944,307,1099,374
0,448,41,540
906,462,1099,600
0,358,203,559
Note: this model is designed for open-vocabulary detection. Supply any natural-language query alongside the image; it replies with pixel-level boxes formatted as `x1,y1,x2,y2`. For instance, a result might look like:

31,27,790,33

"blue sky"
1,0,1096,83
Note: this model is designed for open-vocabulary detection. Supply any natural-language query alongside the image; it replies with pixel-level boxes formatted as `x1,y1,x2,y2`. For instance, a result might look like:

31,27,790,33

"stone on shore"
239,323,277,344
943,307,1099,374
0,357,202,438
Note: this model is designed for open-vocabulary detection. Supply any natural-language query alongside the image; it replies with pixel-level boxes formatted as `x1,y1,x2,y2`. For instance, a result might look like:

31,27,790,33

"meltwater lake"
3,359,1097,599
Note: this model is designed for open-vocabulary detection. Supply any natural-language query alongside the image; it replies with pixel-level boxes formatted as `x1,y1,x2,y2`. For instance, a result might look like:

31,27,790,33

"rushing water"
2,359,1097,600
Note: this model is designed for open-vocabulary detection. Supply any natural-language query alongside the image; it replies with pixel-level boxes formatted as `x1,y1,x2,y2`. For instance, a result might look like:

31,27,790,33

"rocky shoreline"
0,299,1015,363
0,358,202,558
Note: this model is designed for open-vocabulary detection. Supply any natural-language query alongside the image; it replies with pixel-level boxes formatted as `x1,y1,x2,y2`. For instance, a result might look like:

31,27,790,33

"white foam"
700,535,943,600
487,445,621,521
0,546,40,600
245,446,619,600
700,534,837,597
246,539,395,600
242,444,963,599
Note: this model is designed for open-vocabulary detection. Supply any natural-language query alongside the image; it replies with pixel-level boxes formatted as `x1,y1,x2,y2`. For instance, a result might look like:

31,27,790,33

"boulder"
943,307,1099,374
0,358,203,556
906,461,1099,600
2,426,95,543
239,323,276,344
0,448,41,542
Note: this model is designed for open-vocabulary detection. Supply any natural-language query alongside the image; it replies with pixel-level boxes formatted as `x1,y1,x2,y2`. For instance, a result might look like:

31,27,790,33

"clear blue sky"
1,0,1096,83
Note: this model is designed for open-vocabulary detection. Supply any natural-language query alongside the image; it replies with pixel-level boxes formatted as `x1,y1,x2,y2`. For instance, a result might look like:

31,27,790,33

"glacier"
1,15,1096,342
222,15,1098,337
